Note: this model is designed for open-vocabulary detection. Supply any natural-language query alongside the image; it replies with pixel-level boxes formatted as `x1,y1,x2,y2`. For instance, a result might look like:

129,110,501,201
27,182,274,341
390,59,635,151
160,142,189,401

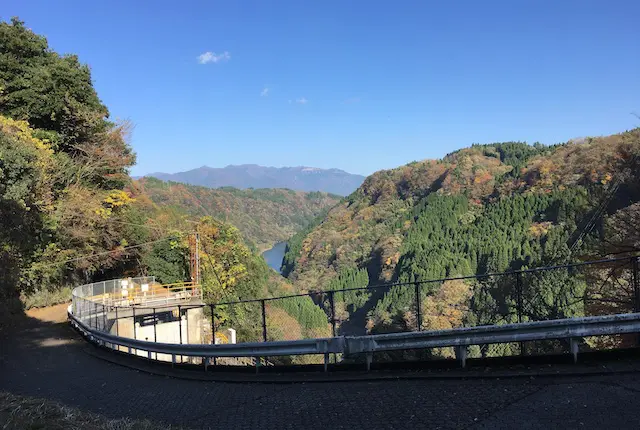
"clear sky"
4,0,640,177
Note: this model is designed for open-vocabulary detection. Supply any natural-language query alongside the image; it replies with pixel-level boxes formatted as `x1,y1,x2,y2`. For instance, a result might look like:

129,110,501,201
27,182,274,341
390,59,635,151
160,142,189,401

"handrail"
72,276,202,309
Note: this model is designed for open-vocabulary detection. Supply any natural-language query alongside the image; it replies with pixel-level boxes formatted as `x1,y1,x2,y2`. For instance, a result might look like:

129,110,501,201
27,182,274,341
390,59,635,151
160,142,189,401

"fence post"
210,304,216,344
632,257,640,347
132,307,136,340
516,272,525,356
632,257,640,313
415,283,422,331
153,308,157,342
185,307,190,344
329,291,336,337
115,307,119,336
516,272,523,323
94,303,98,330
178,305,183,344
261,300,267,342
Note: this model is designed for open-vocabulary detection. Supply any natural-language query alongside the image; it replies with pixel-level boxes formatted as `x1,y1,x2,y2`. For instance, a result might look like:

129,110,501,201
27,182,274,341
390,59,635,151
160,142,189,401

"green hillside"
282,132,640,334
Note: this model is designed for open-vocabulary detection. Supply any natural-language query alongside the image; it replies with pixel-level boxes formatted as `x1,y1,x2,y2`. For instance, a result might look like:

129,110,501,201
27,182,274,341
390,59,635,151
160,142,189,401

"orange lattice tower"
188,233,200,288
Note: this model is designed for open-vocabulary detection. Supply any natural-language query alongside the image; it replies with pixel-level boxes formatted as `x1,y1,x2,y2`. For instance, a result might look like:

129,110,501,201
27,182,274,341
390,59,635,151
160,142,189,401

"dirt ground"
25,302,70,324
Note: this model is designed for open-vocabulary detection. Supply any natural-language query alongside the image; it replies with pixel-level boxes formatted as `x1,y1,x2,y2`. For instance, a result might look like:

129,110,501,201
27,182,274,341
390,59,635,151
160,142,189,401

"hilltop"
145,164,365,196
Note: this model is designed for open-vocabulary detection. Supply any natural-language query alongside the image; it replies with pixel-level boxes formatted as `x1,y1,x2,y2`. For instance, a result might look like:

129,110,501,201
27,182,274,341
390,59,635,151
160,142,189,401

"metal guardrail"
344,312,640,369
68,301,640,372
68,305,343,371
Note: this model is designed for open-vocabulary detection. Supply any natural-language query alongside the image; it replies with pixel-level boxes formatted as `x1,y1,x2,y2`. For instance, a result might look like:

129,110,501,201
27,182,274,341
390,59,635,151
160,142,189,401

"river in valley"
262,242,287,273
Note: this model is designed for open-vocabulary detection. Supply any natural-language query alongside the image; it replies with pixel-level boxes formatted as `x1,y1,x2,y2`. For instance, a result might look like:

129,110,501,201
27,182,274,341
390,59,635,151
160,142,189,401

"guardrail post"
570,337,579,363
455,345,467,368
329,291,336,337
415,283,422,331
261,300,268,342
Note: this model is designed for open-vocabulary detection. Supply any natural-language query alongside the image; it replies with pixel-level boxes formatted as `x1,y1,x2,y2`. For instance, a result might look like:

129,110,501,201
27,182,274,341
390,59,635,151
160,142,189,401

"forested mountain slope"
282,131,640,333
131,177,340,251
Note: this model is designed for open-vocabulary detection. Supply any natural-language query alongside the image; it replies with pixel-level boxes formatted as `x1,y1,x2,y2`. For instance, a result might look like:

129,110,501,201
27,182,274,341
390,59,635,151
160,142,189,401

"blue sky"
4,0,640,177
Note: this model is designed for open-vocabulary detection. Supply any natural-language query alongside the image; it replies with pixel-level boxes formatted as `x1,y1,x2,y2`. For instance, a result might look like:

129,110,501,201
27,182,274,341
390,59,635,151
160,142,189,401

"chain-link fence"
71,277,209,361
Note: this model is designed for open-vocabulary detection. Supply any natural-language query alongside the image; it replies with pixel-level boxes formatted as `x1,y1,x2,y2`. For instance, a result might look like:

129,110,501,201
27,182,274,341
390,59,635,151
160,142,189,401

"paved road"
2,305,640,429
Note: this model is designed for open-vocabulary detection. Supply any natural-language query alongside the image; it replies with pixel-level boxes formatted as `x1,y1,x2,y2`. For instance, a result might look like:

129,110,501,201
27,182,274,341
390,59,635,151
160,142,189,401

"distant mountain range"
144,165,365,196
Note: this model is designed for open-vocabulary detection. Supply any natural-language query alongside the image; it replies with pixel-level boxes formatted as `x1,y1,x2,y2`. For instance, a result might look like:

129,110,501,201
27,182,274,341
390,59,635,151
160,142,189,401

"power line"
31,237,174,270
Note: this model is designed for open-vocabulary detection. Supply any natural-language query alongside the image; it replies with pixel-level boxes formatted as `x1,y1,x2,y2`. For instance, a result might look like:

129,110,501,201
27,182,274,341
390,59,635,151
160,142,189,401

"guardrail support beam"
456,345,467,368
570,337,580,364
365,352,373,371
